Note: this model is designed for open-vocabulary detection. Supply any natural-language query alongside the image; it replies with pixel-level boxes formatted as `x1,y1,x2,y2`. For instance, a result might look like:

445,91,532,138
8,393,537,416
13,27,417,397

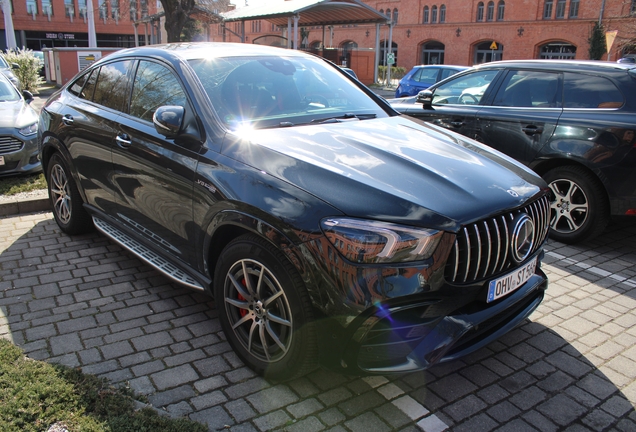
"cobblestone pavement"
1,211,635,432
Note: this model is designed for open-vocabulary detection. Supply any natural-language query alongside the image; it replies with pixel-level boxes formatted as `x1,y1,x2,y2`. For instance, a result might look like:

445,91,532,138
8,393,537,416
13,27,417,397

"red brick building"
221,0,636,72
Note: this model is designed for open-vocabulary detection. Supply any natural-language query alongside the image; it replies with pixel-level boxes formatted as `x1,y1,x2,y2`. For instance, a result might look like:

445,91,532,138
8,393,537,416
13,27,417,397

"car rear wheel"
47,153,93,235
543,166,609,244
214,234,317,381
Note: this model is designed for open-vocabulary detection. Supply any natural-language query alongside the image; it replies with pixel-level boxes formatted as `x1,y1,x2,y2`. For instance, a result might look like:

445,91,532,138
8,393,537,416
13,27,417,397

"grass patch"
0,173,47,196
0,339,206,432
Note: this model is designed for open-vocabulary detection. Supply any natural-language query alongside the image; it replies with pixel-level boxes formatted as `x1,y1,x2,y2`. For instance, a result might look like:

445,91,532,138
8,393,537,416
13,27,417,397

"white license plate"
0,156,4,166
487,257,537,303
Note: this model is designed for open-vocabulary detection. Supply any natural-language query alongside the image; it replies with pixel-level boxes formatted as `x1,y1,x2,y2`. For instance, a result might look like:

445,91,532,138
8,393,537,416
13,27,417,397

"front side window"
423,6,429,23
544,0,553,19
432,69,500,105
414,68,439,83
92,61,132,111
130,61,187,122
493,70,560,108
477,2,484,21
563,72,624,109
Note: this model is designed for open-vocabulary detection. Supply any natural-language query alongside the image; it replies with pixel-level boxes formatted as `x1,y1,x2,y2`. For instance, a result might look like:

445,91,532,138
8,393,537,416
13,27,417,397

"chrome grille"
446,194,550,284
0,136,24,155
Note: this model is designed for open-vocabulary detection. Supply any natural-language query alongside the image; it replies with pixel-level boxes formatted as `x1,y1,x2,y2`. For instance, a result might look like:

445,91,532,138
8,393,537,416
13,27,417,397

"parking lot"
1,210,635,431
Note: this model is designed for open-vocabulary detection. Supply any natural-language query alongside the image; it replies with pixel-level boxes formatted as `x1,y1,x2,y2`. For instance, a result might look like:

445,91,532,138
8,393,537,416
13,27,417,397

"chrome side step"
93,216,205,291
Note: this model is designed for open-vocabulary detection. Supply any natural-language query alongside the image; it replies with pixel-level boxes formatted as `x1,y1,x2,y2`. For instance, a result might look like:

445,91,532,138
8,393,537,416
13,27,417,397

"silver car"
0,54,22,90
0,73,41,176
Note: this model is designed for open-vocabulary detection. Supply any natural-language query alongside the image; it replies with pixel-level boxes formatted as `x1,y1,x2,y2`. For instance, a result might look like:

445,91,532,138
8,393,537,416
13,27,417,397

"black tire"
543,165,609,244
214,234,317,381
46,153,94,235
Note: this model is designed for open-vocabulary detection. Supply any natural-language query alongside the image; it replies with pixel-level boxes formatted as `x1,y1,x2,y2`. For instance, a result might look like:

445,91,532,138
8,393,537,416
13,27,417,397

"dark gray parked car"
390,60,636,244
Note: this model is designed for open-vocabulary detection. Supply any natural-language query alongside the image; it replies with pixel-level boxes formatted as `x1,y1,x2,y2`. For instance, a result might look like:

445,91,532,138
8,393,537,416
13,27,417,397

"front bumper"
0,134,42,176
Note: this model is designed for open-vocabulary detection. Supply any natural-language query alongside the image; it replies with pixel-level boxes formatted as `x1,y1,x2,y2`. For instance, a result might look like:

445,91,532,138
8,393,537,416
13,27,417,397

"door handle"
115,134,132,148
522,125,544,135
62,115,74,126
450,120,465,128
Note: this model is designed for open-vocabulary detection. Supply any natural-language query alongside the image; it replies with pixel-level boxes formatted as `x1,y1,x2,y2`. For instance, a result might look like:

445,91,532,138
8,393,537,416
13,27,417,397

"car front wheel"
47,153,93,235
543,166,609,244
214,234,317,381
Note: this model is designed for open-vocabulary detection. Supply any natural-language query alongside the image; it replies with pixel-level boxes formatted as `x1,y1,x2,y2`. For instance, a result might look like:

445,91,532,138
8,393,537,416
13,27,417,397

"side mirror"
11,63,19,70
416,89,433,109
153,105,184,139
22,90,34,103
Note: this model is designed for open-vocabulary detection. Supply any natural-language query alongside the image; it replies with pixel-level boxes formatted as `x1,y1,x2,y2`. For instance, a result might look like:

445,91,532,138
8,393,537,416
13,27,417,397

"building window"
421,41,445,65
129,0,137,20
497,1,505,20
385,8,391,20
392,8,398,24
477,2,484,21
474,41,503,63
64,0,74,17
27,0,38,15
556,0,565,18
99,0,107,19
569,0,579,17
487,1,494,21
379,8,383,15
110,0,118,19
41,0,52,16
440,5,446,23
544,0,553,19
251,20,261,33
632,0,636,14
431,5,437,23
423,6,429,23
140,0,147,18
540,42,576,59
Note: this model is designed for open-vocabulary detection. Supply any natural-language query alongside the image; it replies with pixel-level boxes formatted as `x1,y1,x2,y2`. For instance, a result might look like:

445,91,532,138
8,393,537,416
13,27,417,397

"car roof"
413,64,468,69
471,59,636,72
103,42,315,64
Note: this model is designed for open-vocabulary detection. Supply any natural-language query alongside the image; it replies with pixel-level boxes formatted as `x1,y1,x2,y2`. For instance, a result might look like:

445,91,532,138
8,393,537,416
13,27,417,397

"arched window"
385,8,391,19
540,42,576,59
431,5,438,23
392,8,398,24
379,8,384,14
477,2,484,21
544,0,553,19
423,6,429,23
474,41,503,63
487,1,495,21
497,1,505,20
421,41,445,65
440,5,446,23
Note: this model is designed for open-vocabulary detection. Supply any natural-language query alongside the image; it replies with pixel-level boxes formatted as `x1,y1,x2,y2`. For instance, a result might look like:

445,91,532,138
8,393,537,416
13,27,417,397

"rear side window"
129,60,187,123
92,60,133,112
563,72,624,108
492,70,560,108
415,68,438,82
68,72,90,97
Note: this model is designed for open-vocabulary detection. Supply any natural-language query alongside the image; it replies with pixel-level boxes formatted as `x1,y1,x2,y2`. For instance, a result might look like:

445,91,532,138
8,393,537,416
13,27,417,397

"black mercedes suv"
39,43,550,380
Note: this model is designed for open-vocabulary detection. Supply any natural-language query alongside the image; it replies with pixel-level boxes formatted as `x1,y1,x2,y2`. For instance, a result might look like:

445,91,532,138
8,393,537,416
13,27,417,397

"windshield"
189,55,386,130
0,55,9,69
0,78,19,101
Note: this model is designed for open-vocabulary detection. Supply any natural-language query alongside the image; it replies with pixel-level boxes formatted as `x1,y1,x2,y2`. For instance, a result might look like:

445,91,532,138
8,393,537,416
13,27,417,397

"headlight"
321,218,443,264
19,123,38,136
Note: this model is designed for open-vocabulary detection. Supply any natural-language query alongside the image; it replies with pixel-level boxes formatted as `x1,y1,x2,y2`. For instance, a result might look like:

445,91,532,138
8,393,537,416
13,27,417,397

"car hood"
0,100,38,129
222,116,546,231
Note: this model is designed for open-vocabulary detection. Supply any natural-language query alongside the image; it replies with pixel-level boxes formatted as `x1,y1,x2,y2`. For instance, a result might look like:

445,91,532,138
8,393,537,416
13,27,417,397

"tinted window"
80,69,98,101
415,68,438,82
130,60,187,122
92,60,132,111
563,72,624,108
68,72,90,97
432,70,499,105
493,70,560,108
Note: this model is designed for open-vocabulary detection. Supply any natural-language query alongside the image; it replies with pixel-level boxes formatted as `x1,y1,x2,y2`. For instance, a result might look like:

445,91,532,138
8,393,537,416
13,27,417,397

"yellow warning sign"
490,41,498,50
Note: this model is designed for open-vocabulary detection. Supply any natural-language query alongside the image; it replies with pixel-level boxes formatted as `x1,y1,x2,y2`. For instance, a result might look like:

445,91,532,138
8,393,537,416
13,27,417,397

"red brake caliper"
238,278,247,317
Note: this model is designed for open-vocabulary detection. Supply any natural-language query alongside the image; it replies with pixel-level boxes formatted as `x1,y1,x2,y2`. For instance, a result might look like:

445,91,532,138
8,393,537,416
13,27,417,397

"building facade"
218,0,636,71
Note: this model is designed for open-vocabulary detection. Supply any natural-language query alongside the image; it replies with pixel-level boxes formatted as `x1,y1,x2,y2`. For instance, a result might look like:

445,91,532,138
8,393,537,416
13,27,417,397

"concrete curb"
0,197,51,217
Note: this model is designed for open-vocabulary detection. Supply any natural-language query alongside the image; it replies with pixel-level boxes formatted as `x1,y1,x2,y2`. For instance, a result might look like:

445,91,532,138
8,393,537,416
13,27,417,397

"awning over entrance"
222,0,388,28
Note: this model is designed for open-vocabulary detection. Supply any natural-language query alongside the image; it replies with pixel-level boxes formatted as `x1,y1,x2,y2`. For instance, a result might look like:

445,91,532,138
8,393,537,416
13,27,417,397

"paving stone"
189,405,235,430
537,394,587,427
284,416,325,432
428,374,478,402
339,390,385,417
453,413,498,432
287,398,324,419
225,399,257,422
493,418,537,432
148,384,196,407
344,412,390,432
521,411,558,432
374,402,412,429
253,410,291,431
417,414,449,432
247,385,299,414
151,364,199,391
444,395,487,422
191,390,228,410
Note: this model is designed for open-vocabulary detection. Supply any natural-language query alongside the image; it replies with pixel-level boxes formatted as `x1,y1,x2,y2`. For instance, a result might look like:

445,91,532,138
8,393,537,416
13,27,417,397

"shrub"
3,48,45,93
378,65,406,86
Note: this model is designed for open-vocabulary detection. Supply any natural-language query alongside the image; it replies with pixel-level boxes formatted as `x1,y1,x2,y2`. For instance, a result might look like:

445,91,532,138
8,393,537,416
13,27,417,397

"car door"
401,68,502,139
473,69,563,166
111,59,202,266
56,60,133,215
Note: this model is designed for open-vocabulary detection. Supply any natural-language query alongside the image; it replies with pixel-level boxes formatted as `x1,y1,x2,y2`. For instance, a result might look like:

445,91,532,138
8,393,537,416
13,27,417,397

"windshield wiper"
309,113,376,124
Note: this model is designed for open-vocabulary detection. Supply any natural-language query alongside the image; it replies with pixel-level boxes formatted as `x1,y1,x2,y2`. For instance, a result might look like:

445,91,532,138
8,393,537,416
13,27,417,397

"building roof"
222,0,389,27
